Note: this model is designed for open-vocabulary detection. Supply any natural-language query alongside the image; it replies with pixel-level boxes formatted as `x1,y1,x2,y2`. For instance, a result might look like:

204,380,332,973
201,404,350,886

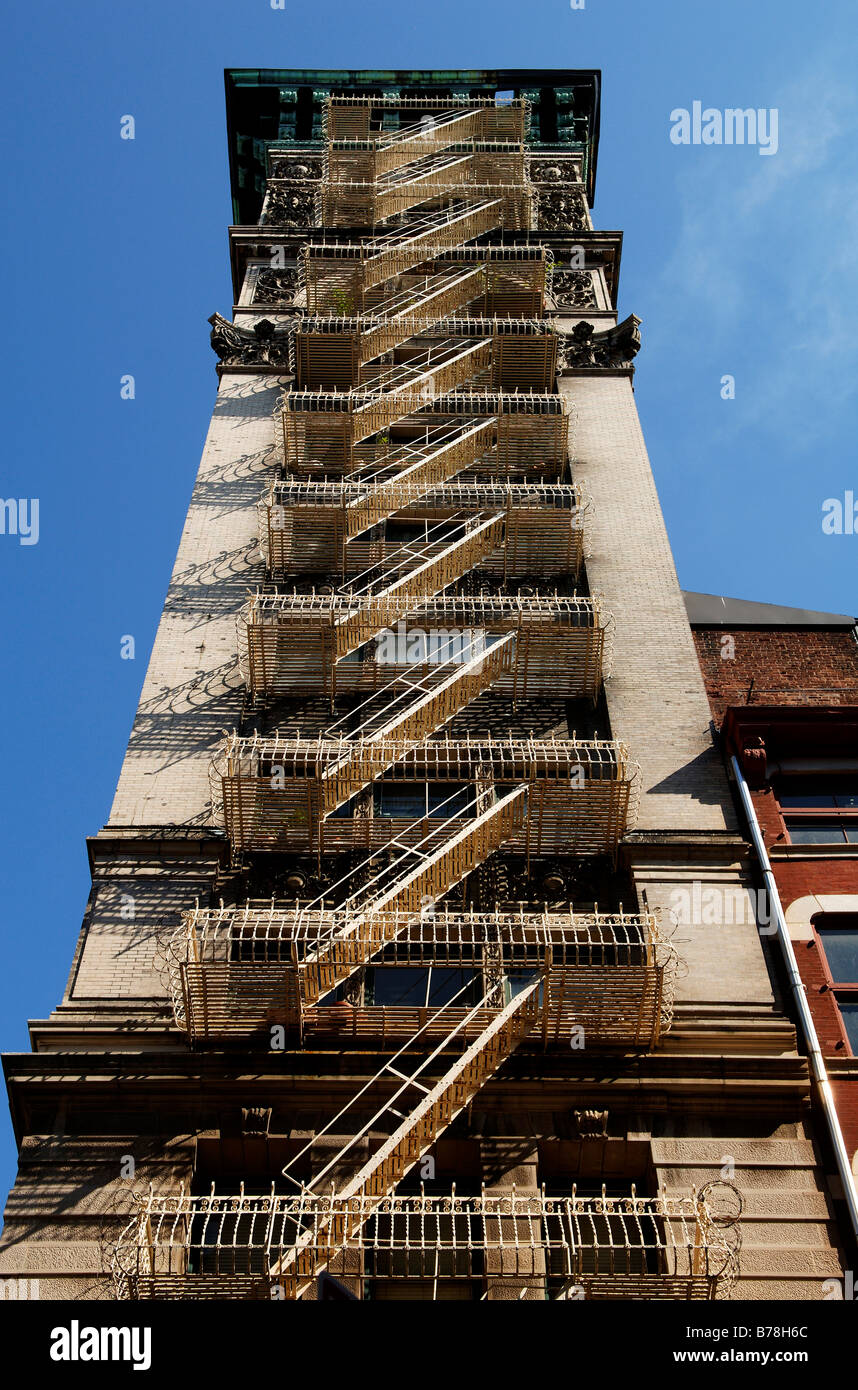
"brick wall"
563,376,734,832
693,627,858,725
691,624,858,1161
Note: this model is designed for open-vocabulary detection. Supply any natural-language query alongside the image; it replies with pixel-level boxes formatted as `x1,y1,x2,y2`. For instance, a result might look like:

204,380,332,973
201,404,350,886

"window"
814,914,858,1055
367,966,480,1008
775,775,858,844
786,822,858,844
776,776,858,808
374,781,473,820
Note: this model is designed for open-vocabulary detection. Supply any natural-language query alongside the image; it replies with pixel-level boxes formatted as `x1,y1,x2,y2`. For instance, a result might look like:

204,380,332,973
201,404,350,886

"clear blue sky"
1,0,856,1206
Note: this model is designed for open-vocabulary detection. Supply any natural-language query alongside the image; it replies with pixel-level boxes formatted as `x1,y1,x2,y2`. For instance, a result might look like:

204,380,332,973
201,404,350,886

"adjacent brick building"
688,591,858,1198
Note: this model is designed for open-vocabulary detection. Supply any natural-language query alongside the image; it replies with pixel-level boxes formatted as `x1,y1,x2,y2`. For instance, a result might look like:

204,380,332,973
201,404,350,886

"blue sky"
1,0,856,1205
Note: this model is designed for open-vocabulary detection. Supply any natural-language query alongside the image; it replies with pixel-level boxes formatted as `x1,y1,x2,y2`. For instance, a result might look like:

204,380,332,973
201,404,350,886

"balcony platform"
114,1185,733,1302
167,906,676,1049
211,732,638,856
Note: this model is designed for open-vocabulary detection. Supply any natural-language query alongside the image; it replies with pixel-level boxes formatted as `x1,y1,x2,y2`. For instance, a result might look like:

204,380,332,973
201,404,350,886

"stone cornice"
227,225,624,305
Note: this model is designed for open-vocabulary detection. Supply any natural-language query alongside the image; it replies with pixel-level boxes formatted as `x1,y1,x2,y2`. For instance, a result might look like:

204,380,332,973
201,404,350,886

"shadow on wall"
644,745,735,813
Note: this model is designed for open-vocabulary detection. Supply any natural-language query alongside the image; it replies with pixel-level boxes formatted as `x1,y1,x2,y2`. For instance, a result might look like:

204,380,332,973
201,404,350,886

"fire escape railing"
114,1184,737,1302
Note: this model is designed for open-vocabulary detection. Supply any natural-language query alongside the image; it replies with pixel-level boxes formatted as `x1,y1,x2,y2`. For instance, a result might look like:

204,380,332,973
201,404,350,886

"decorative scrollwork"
269,156,323,182
536,187,589,232
528,159,583,185
264,183,317,227
208,312,295,369
556,314,641,371
254,268,299,304
552,269,597,309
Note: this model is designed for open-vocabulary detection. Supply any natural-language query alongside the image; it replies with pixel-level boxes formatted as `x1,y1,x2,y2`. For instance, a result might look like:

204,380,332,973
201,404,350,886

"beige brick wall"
109,375,282,828
560,373,734,832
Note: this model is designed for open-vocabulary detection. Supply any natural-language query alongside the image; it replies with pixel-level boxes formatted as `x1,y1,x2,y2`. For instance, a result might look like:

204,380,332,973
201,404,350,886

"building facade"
0,70,847,1301
688,590,858,1225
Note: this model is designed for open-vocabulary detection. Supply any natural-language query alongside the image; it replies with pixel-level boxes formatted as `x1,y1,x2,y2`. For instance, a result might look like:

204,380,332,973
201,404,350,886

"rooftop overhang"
224,68,602,224
722,704,858,785
684,590,857,629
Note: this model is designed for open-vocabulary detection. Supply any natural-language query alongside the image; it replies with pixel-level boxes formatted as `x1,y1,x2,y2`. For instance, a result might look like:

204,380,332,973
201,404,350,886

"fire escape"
114,93,734,1300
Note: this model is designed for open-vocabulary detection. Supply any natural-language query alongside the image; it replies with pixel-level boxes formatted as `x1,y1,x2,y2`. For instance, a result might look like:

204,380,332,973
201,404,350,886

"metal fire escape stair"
319,631,516,815
287,123,530,800
299,782,529,1010
248,100,553,1293
271,972,544,1297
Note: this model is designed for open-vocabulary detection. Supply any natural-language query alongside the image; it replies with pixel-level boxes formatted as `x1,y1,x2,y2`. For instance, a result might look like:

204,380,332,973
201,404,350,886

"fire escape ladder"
319,631,516,816
271,972,544,1296
342,417,496,543
301,783,529,1010
333,509,507,659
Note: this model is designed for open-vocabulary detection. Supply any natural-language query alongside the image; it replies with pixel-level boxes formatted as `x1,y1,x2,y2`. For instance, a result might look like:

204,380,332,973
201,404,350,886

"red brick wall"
691,624,858,1157
746,804,858,1156
692,628,858,725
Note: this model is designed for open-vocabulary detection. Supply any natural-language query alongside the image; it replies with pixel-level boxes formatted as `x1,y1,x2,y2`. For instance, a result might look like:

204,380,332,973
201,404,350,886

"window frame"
773,774,858,846
811,914,858,1056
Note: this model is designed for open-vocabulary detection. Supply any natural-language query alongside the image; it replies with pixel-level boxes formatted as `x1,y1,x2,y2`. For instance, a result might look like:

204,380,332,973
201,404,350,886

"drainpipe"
730,755,858,1249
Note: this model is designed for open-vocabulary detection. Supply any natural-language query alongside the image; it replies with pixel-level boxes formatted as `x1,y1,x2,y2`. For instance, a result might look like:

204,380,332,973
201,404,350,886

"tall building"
0,70,849,1302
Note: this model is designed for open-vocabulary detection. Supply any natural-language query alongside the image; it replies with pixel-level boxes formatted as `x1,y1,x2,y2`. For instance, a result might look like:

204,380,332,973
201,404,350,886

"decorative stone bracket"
556,314,641,371
208,312,295,369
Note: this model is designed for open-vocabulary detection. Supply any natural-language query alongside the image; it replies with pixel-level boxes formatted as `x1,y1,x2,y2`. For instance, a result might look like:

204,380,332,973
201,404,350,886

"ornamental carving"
556,314,641,371
552,269,597,309
264,182,317,227
208,312,295,368
529,158,583,184
269,156,323,181
572,1109,609,1139
740,737,767,788
536,188,589,232
253,268,299,304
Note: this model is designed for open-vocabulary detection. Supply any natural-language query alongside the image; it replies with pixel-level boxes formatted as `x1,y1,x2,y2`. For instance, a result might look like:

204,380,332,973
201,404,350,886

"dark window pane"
374,787,425,819
368,967,478,1007
428,783,472,818
776,775,858,808
778,791,838,808
370,968,430,1006
817,928,858,982
846,826,858,843
836,998,858,1054
785,820,846,844
426,968,479,1007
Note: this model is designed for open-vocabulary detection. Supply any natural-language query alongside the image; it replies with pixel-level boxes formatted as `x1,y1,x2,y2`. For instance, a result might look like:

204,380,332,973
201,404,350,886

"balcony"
114,1185,735,1301
319,143,533,228
259,479,586,576
210,733,639,857
166,905,676,1049
302,244,547,317
280,388,570,476
238,593,609,702
295,316,557,391
323,94,529,146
